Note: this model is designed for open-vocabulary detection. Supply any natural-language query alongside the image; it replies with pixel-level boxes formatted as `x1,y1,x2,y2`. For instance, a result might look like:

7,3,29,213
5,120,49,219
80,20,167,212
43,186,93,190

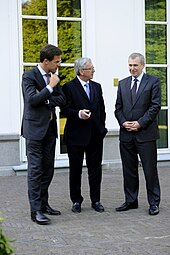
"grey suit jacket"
21,66,66,140
115,73,161,142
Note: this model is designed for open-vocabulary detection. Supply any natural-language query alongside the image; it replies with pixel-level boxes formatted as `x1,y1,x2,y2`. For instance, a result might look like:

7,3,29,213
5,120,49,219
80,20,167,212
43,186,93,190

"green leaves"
0,216,15,255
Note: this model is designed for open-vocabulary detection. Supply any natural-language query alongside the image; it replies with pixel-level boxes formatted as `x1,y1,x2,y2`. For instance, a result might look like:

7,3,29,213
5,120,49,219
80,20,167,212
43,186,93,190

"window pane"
145,0,166,21
59,66,75,86
146,67,167,106
58,21,82,63
57,0,81,18
157,110,168,148
22,0,47,16
59,114,67,154
23,65,36,72
22,19,48,63
145,24,167,64
59,66,75,154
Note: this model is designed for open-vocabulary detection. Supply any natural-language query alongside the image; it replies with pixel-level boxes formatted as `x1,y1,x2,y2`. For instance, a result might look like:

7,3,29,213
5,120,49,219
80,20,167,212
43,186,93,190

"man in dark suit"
21,44,66,224
115,52,161,215
61,57,107,213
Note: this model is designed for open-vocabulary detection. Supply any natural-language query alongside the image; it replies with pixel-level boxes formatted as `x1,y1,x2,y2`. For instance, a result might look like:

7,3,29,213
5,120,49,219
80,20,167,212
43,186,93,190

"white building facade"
0,0,169,175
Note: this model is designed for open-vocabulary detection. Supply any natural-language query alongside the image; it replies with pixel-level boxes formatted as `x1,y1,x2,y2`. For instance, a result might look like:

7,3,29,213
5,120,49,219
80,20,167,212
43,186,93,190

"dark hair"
40,44,62,62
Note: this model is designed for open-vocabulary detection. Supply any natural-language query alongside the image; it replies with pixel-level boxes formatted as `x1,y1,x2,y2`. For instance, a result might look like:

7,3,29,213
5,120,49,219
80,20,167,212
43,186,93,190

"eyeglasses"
56,60,62,64
53,60,62,64
83,67,95,71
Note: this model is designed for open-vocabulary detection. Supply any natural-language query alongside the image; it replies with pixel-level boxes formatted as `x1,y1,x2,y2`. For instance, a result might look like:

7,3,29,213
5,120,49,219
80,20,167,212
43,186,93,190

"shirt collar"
77,76,89,86
37,64,47,76
132,71,144,83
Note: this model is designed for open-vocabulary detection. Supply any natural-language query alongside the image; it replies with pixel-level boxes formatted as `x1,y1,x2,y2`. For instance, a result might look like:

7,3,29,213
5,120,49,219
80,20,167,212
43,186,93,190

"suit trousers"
120,139,161,207
26,121,56,212
67,135,103,204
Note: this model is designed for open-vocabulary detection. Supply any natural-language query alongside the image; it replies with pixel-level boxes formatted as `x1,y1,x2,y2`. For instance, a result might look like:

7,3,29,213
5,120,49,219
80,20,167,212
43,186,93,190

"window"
145,0,168,148
20,0,83,160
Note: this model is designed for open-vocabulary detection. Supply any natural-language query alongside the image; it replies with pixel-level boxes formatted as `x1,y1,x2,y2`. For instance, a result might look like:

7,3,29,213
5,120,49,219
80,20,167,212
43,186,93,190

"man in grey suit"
21,44,66,224
115,53,161,215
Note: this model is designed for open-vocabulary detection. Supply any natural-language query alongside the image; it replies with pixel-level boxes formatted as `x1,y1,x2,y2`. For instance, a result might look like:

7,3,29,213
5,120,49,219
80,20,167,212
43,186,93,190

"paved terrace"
0,165,170,255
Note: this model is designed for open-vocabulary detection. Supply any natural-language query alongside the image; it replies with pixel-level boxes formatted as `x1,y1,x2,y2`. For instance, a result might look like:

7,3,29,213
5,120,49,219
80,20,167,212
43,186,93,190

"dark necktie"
131,78,138,104
45,73,53,120
45,73,51,85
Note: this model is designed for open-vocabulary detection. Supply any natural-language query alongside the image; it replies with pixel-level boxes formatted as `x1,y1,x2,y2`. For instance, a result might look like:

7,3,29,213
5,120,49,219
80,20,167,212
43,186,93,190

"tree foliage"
145,0,167,106
145,0,166,21
22,0,82,85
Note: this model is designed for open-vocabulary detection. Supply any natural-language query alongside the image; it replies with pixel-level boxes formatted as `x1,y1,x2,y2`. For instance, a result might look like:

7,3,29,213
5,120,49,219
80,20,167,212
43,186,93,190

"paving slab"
0,166,170,255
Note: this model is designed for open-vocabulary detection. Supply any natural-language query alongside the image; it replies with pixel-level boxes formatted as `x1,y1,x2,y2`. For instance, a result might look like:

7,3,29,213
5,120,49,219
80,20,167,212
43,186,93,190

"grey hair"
128,53,145,65
74,57,92,75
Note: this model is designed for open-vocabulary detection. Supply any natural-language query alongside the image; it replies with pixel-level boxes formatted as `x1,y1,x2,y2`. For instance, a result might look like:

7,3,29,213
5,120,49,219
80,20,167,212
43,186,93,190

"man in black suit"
61,57,107,213
21,44,66,224
115,52,161,215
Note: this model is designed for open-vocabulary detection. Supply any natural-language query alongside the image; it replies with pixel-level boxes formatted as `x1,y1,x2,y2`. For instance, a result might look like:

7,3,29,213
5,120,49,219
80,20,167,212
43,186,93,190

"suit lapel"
125,77,132,103
89,81,94,102
75,77,91,101
34,66,46,91
135,73,148,102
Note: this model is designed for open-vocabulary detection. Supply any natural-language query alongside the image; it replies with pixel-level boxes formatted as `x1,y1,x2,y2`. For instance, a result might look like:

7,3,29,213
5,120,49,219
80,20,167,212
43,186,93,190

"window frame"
144,0,170,159
19,0,85,161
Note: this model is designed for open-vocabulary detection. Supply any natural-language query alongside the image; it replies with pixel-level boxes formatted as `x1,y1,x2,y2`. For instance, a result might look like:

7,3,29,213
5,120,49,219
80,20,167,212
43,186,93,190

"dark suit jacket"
21,66,66,140
61,77,108,146
115,73,161,142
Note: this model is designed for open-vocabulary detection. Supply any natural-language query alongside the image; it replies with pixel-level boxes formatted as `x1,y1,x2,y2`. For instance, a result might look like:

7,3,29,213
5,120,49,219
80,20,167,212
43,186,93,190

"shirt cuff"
78,110,83,119
46,85,53,93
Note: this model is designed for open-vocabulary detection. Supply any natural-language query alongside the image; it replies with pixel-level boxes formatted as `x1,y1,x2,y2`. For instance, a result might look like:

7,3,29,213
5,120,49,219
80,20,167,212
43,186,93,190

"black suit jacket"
115,73,161,142
21,66,66,140
61,77,107,146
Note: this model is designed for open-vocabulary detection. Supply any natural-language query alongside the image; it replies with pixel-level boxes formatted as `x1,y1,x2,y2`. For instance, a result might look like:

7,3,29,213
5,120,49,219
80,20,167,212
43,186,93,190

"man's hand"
123,121,141,131
49,73,60,88
79,109,91,120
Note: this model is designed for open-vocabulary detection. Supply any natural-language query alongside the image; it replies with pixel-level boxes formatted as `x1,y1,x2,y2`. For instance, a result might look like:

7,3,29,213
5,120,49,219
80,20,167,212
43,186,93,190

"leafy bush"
0,215,15,255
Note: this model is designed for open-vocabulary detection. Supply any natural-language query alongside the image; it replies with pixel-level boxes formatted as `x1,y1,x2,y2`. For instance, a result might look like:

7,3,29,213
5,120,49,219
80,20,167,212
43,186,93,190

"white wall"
0,0,145,134
84,0,145,130
0,1,21,135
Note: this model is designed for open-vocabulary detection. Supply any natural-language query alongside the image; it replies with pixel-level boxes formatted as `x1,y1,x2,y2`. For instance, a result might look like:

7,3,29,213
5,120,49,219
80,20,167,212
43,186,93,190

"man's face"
46,55,62,73
128,57,145,77
80,61,95,81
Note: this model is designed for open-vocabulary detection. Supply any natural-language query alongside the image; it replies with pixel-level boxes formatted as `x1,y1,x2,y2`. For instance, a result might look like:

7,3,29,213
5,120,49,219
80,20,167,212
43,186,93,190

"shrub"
0,215,15,255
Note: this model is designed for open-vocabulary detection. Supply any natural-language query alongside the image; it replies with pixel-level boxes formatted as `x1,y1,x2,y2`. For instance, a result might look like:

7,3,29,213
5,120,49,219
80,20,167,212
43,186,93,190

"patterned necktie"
45,73,53,120
131,78,138,104
45,73,51,85
84,83,90,99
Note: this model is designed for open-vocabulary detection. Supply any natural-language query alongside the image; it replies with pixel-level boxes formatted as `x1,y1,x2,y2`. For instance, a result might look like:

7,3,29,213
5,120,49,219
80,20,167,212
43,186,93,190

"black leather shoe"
42,205,61,215
72,202,81,213
92,202,104,212
116,202,138,212
149,205,159,216
31,211,51,225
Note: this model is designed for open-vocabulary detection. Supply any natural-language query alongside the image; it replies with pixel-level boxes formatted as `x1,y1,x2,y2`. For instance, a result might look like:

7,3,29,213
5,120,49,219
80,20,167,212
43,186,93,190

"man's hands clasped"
123,121,141,132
